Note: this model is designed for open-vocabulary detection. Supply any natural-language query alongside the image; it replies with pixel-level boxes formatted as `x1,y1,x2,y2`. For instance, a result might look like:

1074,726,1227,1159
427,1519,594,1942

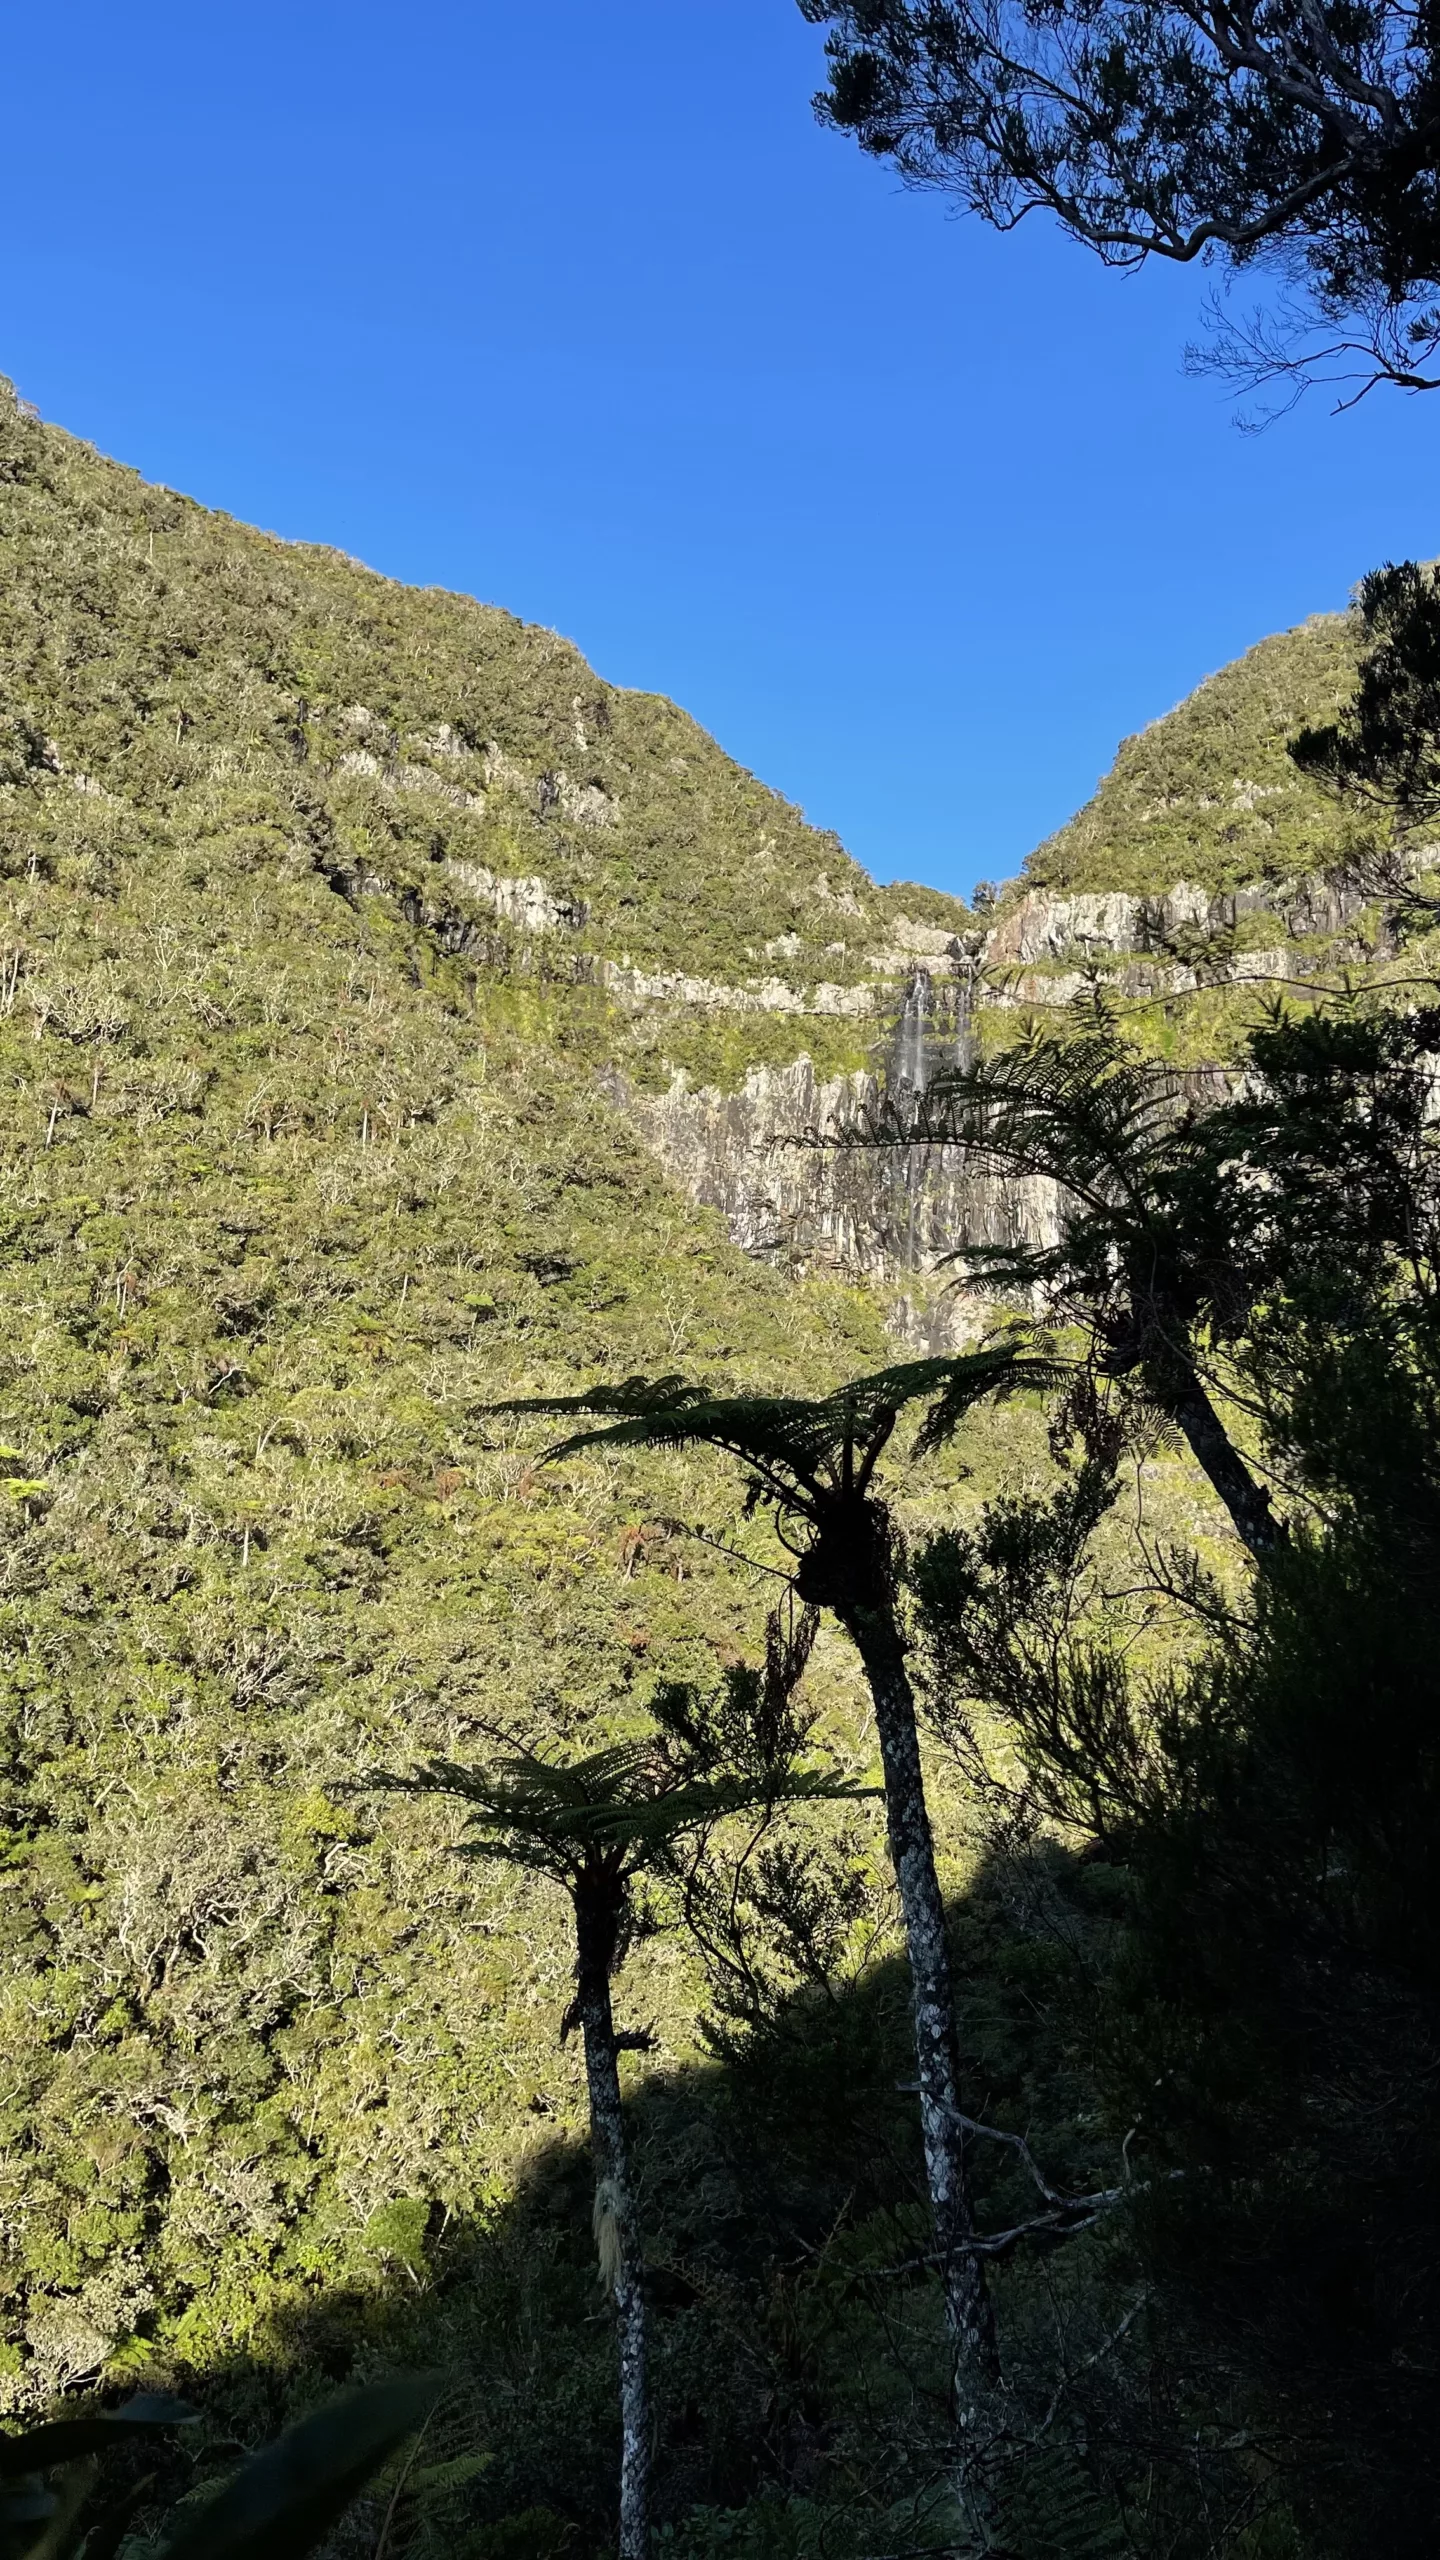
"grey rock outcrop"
614,1053,1057,1348
984,872,1375,969
612,855,1390,1335
598,963,877,1017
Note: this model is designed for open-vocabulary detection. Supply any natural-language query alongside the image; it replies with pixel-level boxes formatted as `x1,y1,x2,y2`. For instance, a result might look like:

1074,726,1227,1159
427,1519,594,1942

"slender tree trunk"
575,1931,649,2560
1158,1355,1281,1558
839,1596,1000,2414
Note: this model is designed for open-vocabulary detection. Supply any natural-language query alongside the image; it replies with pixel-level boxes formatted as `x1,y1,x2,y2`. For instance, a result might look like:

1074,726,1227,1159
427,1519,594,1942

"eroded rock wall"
611,1055,1058,1348
612,858,1381,1339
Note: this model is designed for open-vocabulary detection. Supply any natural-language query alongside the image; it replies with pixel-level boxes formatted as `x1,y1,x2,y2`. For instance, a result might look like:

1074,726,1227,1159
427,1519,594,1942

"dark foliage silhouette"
801,0,1440,400
493,1346,1064,2425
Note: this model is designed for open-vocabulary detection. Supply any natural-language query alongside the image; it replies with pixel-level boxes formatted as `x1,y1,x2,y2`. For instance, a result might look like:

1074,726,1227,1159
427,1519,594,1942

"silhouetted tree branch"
800,0,1440,400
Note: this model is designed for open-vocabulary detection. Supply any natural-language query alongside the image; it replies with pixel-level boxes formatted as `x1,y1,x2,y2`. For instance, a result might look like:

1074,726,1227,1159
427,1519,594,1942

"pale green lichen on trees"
0,376,1404,2558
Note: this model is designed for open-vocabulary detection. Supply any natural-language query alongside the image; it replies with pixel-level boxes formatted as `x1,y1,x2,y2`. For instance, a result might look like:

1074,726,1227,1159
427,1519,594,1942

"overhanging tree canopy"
799,0,1440,395
1292,558,1440,825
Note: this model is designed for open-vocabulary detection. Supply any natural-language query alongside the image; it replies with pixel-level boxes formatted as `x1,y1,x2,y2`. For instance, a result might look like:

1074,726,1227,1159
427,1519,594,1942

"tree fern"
367,1625,867,2560
822,993,1282,1556
996,2444,1129,2560
491,1340,1067,2423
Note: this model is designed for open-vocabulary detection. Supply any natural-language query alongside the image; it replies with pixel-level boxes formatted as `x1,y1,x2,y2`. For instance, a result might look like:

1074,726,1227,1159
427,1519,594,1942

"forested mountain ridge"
0,382,917,2416
0,384,967,1020
1017,611,1360,899
0,384,1426,2555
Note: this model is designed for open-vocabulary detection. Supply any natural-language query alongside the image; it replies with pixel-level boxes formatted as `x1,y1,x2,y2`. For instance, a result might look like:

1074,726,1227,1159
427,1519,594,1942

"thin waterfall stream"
885,951,981,1277
895,968,931,1102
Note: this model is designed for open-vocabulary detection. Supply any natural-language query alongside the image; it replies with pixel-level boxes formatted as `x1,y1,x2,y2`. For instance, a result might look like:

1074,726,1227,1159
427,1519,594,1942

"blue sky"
2,0,1433,900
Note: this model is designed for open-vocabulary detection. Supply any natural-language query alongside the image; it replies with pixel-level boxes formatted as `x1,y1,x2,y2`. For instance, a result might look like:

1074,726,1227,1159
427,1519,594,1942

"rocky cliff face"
984,876,1363,964
980,871,1386,1003
615,857,1388,1334
283,541,1390,1340
612,994,1056,1349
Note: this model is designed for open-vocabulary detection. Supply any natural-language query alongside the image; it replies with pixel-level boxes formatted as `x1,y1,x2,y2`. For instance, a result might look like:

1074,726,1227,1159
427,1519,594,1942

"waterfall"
896,969,931,1098
954,950,977,1070
887,970,932,1276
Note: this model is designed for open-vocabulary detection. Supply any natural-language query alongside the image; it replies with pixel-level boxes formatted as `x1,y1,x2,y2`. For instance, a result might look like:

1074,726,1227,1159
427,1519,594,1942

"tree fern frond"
373,1743,875,1877
488,1337,1061,1505
829,1000,1203,1258
997,2443,1129,2560
912,1341,1074,1457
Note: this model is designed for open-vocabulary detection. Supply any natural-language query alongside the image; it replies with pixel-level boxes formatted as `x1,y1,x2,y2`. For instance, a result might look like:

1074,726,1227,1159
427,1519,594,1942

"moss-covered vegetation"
3,380,1421,2557
0,389,1114,2482
618,1007,877,1096
0,802,907,2391
0,741,1179,2531
0,377,930,2414
0,385,911,1002
871,877,976,934
1023,613,1362,896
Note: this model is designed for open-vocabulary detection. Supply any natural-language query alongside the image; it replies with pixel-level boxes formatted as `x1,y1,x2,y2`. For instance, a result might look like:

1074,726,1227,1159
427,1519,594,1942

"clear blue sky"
2,0,1432,899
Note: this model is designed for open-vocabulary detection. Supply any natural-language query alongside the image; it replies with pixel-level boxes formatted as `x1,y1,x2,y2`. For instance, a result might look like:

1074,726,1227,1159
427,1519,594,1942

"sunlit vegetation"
4,378,1438,2560
1023,615,1361,896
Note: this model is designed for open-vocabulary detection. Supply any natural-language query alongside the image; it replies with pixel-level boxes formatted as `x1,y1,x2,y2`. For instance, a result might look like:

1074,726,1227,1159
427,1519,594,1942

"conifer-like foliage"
1293,559,1440,827
1290,558,1440,933
801,0,1440,397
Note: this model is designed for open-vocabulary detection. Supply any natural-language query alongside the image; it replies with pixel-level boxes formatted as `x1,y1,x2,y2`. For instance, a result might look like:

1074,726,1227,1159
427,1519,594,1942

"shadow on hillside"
96,1810,1440,2560
121,1832,1137,2556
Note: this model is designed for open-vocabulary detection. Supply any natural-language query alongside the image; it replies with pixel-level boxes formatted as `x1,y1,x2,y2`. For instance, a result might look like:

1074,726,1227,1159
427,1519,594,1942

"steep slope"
1022,611,1359,897
0,386,926,2402
0,710,912,2386
956,595,1432,1066
0,383,1389,2513
1,390,1094,2482
0,384,967,1013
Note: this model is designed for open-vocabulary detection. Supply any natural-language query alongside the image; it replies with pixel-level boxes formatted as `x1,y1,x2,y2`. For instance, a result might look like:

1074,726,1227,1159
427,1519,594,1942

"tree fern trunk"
1158,1354,1280,1557
843,1602,1000,2411
575,1940,649,2560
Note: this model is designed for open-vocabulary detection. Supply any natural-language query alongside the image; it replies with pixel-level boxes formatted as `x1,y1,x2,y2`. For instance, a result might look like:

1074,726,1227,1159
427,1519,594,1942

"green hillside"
0,389,909,2402
1022,611,1360,897
0,386,1368,2553
0,678,892,2334
0,387,1078,2522
0,384,970,1005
